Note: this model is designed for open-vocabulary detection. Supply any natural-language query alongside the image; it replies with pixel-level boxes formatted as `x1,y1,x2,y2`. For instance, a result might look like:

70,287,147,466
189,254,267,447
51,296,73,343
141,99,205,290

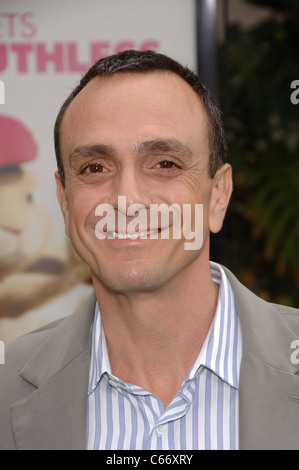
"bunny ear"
0,115,38,168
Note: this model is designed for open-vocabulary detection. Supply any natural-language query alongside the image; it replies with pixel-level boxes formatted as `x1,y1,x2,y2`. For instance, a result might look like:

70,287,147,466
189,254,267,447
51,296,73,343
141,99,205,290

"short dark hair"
54,49,227,186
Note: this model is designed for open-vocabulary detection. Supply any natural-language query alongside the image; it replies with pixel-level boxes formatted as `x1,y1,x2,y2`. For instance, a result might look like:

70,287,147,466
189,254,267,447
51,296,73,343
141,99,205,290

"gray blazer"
0,266,299,450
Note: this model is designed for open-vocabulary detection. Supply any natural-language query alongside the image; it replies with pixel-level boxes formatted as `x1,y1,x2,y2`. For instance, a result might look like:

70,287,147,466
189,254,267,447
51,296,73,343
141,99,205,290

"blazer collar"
19,293,96,387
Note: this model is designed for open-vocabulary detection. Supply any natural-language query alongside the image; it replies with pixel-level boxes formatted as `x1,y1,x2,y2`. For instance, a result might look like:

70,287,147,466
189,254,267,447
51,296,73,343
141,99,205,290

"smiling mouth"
108,228,162,240
94,226,175,240
108,230,158,240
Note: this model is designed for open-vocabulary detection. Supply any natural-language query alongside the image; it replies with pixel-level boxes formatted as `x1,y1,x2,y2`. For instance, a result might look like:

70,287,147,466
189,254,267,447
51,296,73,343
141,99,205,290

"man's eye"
157,160,178,169
83,163,106,174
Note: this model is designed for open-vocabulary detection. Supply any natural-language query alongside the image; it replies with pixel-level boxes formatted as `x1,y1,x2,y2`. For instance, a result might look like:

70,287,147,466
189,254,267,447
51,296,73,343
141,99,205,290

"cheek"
67,190,96,237
163,179,210,216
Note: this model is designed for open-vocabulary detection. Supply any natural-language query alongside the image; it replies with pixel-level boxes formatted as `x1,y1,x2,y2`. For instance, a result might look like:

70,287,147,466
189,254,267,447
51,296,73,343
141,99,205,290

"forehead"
60,71,209,159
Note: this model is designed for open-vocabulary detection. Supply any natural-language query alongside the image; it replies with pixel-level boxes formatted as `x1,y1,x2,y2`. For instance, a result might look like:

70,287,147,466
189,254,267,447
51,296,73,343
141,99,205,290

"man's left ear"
208,163,233,234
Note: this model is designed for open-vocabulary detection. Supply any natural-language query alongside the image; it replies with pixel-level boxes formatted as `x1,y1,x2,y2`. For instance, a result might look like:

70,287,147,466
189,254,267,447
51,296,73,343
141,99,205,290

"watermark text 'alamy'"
94,196,203,250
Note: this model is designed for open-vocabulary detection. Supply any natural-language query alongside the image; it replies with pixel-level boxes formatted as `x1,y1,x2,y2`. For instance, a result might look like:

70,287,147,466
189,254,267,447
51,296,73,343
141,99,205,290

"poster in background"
0,0,197,342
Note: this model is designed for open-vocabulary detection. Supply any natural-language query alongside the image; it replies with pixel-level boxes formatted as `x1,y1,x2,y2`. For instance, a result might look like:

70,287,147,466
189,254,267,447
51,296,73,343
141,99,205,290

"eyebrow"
69,138,193,165
69,144,117,165
135,138,193,158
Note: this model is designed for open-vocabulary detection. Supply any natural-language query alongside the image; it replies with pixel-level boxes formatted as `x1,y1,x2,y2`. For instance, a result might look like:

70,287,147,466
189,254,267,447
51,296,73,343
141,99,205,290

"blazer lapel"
223,267,299,450
10,293,96,450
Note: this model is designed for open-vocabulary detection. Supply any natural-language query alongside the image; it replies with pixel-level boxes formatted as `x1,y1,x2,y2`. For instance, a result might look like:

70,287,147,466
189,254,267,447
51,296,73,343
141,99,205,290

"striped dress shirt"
86,262,242,450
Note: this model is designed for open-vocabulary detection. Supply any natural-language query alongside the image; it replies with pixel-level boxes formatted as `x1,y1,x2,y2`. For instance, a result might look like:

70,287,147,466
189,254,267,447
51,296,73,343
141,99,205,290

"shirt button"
156,425,165,436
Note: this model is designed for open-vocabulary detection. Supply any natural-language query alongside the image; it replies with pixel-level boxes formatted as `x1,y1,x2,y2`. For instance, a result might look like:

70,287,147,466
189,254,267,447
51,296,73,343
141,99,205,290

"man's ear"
55,170,70,237
208,163,233,234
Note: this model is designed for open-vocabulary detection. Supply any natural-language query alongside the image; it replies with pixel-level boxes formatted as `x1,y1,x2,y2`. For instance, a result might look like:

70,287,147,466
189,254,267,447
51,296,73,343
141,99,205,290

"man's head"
54,50,232,293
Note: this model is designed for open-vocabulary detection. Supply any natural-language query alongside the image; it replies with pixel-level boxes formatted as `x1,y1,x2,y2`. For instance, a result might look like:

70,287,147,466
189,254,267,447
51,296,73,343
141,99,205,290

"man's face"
56,71,231,293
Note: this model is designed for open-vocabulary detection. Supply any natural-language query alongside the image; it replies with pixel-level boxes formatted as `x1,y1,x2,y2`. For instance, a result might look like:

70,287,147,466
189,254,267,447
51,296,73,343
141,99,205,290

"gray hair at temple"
54,49,228,187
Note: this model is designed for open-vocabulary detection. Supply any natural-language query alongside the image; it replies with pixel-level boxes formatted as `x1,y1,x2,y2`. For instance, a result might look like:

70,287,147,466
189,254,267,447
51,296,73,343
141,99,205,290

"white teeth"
113,231,149,239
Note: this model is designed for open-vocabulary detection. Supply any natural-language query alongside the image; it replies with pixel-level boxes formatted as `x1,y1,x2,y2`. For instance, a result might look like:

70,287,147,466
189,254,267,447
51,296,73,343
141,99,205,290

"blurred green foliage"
218,0,299,306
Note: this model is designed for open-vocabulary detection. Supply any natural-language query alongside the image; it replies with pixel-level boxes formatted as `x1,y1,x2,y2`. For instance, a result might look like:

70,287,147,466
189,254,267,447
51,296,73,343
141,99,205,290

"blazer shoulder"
0,317,66,411
272,302,299,336
2,317,66,372
1,291,95,375
273,303,299,315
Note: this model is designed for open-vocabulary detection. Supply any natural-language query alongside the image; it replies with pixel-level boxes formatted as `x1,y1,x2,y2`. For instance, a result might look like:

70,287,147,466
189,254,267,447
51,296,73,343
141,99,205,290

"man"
0,50,299,450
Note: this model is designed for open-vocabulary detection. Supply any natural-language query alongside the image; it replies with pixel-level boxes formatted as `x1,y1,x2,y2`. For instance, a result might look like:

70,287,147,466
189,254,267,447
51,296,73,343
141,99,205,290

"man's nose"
110,166,150,210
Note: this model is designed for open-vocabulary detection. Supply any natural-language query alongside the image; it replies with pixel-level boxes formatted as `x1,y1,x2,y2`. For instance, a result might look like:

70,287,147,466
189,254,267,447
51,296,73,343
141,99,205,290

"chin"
94,264,169,294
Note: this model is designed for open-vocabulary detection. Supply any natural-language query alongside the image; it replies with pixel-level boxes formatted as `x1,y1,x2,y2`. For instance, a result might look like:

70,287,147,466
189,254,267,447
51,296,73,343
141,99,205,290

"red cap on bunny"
0,115,37,167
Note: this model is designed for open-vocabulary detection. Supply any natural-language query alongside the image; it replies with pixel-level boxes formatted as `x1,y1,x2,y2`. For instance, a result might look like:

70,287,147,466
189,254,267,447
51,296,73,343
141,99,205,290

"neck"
92,258,219,408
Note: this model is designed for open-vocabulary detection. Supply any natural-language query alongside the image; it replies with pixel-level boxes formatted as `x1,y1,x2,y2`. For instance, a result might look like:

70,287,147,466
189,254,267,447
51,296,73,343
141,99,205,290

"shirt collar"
188,262,242,389
88,262,242,395
88,302,112,394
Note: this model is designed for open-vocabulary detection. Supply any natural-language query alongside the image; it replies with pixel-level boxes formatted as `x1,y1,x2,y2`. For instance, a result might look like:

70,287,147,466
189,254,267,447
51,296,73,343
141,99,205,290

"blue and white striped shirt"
86,262,242,450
